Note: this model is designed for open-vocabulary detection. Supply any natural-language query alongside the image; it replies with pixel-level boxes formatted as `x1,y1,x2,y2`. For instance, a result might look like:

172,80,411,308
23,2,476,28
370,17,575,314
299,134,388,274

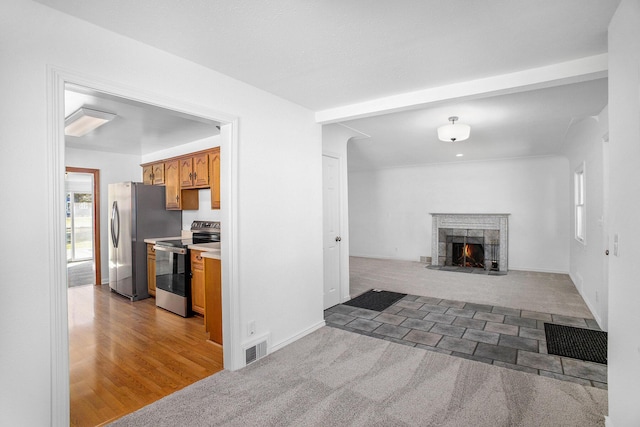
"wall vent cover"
244,339,268,365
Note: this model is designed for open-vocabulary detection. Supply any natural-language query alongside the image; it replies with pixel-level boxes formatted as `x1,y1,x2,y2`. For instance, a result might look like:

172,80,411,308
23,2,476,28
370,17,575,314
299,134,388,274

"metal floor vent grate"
245,339,268,365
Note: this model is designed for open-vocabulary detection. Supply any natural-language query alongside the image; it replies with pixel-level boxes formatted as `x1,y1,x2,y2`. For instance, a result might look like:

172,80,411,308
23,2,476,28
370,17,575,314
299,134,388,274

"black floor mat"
544,323,607,364
343,289,406,312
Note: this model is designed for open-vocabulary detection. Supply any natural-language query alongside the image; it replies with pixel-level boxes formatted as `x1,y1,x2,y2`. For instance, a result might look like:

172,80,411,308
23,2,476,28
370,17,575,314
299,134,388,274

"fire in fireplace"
452,243,485,268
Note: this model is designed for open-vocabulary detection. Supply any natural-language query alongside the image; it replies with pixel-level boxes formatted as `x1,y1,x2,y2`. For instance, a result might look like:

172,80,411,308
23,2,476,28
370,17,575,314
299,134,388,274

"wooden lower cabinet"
190,250,205,315
147,243,156,297
204,257,222,344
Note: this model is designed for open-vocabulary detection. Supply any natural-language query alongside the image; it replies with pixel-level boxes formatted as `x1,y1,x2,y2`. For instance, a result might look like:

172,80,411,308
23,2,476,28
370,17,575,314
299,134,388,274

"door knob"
335,236,342,242
605,249,609,256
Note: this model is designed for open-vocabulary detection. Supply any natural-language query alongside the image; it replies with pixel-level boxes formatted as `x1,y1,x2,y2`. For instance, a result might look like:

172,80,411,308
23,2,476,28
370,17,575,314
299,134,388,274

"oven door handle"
153,245,187,255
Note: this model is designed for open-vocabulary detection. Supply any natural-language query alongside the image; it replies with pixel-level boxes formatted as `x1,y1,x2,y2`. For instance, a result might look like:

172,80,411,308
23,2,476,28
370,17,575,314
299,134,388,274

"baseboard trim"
269,320,326,354
604,416,612,427
508,266,569,274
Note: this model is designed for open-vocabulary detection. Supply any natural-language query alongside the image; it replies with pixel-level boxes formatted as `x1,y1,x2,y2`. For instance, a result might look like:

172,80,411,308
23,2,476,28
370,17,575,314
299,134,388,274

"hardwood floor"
69,284,223,427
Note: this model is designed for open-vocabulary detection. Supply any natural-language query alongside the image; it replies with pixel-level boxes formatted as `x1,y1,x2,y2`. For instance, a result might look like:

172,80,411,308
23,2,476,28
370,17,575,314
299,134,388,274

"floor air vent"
244,339,268,366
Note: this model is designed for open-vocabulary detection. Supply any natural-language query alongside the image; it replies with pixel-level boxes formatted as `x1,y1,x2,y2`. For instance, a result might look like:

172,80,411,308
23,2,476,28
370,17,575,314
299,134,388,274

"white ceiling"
65,85,219,155
41,0,618,167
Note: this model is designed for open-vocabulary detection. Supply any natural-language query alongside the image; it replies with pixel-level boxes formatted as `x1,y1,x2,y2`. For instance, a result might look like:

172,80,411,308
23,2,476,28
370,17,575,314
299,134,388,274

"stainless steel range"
154,221,220,317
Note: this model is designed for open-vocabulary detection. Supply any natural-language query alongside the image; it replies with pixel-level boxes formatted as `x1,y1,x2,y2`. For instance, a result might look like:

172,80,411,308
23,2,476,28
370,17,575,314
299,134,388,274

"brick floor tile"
438,299,466,309
551,315,588,328
346,318,382,332
474,312,505,323
484,322,519,336
382,305,404,315
401,295,420,302
329,304,358,315
585,319,602,330
394,300,424,310
404,329,443,347
418,303,448,314
347,307,381,320
462,328,500,345
453,317,486,330
425,312,457,324
373,312,407,326
325,312,356,326
474,343,517,364
373,323,411,340
399,318,435,332
464,302,494,312
445,307,476,318
503,316,537,328
431,323,466,338
491,306,521,317
519,327,546,341
561,358,607,383
397,308,428,320
498,335,539,352
437,336,477,354
415,296,442,305
521,310,553,322
493,361,538,375
517,350,562,373
538,340,548,354
452,352,493,365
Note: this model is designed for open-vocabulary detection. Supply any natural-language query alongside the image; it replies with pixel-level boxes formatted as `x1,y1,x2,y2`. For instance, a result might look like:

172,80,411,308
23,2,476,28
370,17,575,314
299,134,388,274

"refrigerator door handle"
111,201,120,248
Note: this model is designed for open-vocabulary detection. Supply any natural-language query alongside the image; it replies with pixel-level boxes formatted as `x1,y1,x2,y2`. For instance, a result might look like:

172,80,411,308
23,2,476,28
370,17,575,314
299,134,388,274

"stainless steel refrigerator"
108,182,182,301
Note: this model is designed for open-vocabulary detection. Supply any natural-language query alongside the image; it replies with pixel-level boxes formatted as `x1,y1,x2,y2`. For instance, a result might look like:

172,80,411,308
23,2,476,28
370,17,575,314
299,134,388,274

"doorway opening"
65,168,100,287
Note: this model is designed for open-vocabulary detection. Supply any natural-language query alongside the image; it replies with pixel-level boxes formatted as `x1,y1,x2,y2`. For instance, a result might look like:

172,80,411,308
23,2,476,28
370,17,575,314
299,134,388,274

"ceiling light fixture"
65,107,116,137
437,116,470,142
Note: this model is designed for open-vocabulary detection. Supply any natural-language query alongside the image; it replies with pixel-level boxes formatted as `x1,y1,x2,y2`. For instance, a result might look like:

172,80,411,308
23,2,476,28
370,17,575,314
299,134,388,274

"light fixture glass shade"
65,107,116,137
438,122,470,142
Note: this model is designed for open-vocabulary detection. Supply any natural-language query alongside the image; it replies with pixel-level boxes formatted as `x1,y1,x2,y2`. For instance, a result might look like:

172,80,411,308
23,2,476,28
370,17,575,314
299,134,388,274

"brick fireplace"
430,213,509,272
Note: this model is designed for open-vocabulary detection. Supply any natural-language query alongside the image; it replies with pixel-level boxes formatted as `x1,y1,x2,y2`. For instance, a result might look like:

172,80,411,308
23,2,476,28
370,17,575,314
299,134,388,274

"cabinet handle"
176,195,179,202
193,172,197,180
189,172,193,180
196,255,202,260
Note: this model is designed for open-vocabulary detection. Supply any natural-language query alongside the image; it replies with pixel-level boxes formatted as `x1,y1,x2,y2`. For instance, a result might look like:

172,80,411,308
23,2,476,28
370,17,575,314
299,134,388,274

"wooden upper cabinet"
164,159,181,210
152,163,165,185
210,147,220,210
180,153,209,189
142,165,154,185
142,162,165,185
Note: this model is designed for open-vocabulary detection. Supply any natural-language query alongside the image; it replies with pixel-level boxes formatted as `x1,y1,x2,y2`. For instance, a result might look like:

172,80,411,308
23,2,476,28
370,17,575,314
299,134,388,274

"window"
574,163,586,244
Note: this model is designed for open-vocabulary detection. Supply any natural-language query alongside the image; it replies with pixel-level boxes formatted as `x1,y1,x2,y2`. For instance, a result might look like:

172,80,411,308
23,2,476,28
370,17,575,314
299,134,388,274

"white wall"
607,0,640,425
348,156,570,273
0,1,322,425
66,147,144,283
560,108,609,330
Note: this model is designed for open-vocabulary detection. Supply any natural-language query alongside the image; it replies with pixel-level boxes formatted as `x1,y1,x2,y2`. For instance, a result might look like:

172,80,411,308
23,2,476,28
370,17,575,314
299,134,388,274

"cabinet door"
191,251,205,315
165,159,181,210
204,257,222,344
147,244,156,296
152,163,165,185
210,148,220,209
192,153,210,187
180,158,194,188
142,165,153,185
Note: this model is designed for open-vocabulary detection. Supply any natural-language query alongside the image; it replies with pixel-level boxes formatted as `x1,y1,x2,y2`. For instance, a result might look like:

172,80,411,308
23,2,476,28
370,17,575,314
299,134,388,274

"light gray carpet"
110,327,607,426
349,257,594,319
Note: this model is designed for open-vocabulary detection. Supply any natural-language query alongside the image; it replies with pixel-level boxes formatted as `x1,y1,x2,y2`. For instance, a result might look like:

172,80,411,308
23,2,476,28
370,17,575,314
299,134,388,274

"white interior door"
323,155,341,309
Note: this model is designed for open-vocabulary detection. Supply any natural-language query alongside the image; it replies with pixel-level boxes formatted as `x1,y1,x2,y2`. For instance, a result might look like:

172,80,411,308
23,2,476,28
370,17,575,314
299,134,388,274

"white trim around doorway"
47,66,241,426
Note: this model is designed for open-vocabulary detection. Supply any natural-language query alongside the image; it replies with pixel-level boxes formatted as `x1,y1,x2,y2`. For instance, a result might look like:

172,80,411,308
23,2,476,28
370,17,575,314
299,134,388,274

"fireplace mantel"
430,213,510,271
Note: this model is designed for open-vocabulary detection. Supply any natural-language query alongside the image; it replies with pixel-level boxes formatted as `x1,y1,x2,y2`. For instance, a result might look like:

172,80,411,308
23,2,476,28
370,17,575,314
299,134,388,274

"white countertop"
143,236,183,244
